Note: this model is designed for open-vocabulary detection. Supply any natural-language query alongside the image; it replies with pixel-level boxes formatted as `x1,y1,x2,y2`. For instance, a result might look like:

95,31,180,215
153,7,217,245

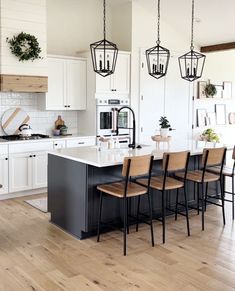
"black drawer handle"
67,105,71,108
54,143,58,146
29,155,32,158
78,142,85,144
5,158,8,161
33,155,36,158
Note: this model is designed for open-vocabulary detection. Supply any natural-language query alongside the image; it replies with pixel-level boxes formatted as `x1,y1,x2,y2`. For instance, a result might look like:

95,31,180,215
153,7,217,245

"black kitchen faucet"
116,106,137,149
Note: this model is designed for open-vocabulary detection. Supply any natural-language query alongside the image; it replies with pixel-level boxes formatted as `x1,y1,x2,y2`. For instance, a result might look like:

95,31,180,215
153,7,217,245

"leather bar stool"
175,147,227,230
207,146,235,220
96,154,154,256
137,151,190,244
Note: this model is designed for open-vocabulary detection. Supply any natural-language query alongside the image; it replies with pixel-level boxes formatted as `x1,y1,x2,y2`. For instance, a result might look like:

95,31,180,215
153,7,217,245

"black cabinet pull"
67,105,71,108
64,105,67,108
33,155,36,158
5,158,8,161
78,142,85,145
111,89,117,92
29,155,32,158
54,143,58,146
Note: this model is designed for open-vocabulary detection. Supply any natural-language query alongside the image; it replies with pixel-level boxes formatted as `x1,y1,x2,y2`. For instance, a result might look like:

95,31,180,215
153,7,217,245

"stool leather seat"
137,176,184,191
97,182,147,198
176,170,220,183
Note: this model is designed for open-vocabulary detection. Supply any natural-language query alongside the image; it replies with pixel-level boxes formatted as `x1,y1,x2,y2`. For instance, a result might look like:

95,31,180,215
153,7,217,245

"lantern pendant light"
178,0,206,82
90,0,118,77
146,0,170,79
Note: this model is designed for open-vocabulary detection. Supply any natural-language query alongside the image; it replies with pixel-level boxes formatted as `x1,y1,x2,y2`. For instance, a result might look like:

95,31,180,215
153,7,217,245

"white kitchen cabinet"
33,152,48,189
44,56,87,110
9,153,33,193
96,52,130,95
66,137,96,148
0,155,9,195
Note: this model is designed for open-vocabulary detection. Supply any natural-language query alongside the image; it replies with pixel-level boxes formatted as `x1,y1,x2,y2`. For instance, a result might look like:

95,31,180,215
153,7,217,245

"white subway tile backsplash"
0,92,79,136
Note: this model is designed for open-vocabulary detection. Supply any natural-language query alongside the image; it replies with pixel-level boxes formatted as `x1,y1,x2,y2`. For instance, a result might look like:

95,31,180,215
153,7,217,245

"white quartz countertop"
0,134,95,145
48,140,232,168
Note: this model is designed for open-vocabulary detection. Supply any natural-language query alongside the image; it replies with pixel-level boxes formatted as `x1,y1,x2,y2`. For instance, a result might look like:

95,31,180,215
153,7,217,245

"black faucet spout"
116,106,136,149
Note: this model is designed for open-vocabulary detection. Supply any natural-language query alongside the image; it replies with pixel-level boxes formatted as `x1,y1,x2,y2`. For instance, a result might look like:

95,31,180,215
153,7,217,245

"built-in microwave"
96,98,130,137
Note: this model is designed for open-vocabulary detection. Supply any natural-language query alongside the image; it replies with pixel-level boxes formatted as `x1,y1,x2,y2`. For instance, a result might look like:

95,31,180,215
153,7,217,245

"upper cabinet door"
112,53,130,94
46,58,65,110
95,52,130,96
66,60,87,110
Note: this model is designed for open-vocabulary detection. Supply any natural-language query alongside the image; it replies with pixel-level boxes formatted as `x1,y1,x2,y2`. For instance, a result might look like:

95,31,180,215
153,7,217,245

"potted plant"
159,116,171,137
200,128,220,143
204,83,217,98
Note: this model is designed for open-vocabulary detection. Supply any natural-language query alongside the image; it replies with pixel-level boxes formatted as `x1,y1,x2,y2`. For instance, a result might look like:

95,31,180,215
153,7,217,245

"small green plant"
159,116,171,129
201,128,220,142
204,83,217,98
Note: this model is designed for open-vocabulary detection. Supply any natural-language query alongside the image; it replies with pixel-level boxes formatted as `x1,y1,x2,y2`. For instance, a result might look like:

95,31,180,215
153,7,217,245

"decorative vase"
160,128,169,138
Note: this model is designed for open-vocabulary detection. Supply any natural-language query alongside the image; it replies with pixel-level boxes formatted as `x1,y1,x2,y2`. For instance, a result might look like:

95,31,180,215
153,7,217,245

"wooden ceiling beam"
200,42,235,53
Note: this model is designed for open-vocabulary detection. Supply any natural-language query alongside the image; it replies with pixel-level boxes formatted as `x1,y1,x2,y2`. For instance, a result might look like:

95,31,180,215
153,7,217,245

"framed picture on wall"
215,104,226,125
197,109,207,127
197,81,207,99
222,81,232,99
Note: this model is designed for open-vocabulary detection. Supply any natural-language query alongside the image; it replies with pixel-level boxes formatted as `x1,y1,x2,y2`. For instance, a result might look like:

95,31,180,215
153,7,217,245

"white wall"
0,0,47,76
193,49,235,144
47,0,113,56
111,2,132,51
131,0,194,144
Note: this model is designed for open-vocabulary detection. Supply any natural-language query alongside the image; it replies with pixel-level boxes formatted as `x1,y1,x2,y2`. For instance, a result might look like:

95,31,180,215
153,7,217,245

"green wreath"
6,32,42,62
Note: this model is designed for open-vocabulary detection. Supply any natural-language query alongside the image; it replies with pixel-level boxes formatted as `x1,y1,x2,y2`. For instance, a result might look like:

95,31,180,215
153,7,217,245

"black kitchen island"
48,141,224,239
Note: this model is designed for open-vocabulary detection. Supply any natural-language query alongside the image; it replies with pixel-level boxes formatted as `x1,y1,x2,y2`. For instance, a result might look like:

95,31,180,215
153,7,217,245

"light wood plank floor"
0,194,235,291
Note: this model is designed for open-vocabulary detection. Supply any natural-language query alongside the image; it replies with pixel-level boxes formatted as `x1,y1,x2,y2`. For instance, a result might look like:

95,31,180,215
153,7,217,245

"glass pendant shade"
90,39,118,77
178,50,206,82
90,0,118,77
146,44,170,79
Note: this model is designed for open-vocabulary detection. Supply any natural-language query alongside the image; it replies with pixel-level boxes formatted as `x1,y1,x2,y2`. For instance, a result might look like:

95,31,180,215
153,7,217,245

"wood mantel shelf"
0,74,48,93
200,42,235,53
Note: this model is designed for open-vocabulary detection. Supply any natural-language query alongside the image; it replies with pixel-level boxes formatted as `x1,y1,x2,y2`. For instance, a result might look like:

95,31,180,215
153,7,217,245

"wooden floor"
0,194,235,291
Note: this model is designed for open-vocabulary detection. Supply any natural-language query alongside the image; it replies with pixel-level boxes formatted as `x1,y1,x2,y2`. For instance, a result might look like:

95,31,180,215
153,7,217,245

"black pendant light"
178,0,206,82
90,0,118,77
146,0,170,79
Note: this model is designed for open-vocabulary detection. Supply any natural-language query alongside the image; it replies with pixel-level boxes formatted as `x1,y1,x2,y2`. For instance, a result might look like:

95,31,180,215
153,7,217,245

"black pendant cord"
157,0,160,45
190,0,195,50
103,0,106,41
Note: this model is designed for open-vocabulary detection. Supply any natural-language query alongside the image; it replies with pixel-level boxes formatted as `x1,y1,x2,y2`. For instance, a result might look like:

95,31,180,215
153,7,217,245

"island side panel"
48,154,88,239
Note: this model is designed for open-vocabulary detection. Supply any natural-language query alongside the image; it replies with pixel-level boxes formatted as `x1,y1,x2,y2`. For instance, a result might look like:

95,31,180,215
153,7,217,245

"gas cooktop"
0,134,50,141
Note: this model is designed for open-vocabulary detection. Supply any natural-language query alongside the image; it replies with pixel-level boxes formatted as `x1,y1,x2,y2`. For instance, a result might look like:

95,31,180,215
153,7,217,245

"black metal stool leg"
183,187,190,236
197,182,200,215
97,191,103,242
127,198,130,234
136,195,141,232
123,197,127,256
175,188,179,221
147,192,154,247
220,179,226,225
201,183,205,231
232,176,234,220
162,190,166,244
205,182,208,212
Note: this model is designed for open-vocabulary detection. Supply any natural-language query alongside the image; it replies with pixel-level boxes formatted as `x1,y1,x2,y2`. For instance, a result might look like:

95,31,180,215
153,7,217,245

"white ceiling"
109,0,235,47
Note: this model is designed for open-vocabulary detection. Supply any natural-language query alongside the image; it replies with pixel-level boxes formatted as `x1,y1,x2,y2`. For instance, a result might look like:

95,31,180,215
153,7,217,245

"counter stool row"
96,146,234,256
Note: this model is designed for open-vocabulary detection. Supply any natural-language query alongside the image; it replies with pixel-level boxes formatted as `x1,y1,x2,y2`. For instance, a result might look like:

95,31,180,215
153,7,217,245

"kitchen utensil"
60,125,68,136
19,124,32,136
1,107,30,135
55,115,64,129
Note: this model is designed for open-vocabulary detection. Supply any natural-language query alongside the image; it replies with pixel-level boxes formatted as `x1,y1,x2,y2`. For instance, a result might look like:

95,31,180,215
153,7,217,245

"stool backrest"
122,155,153,177
202,147,226,167
162,151,190,172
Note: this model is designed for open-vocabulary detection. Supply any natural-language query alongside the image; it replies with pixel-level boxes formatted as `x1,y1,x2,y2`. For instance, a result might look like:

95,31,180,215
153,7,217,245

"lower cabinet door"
0,156,9,195
9,153,33,193
33,152,48,189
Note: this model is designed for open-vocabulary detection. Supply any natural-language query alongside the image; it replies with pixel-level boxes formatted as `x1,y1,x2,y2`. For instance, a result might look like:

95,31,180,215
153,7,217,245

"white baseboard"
0,188,47,201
